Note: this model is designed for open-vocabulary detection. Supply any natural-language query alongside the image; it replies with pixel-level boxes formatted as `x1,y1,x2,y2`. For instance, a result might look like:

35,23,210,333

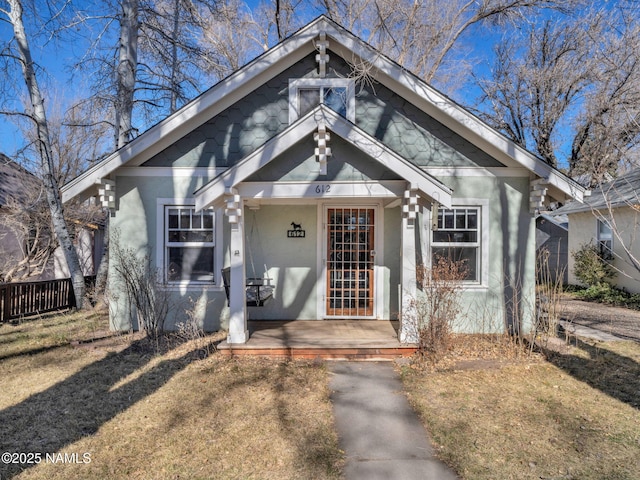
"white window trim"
156,198,223,290
288,78,355,123
427,199,489,289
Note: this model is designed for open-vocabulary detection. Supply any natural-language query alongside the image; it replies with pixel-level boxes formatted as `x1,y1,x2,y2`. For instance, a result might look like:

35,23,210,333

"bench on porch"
221,267,274,307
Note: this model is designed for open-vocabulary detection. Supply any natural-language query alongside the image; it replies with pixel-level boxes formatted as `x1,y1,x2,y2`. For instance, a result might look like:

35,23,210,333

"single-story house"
553,169,640,293
61,16,586,343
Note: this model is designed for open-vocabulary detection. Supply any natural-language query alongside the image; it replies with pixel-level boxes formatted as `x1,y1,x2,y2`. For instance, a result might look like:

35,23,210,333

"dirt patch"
559,294,640,341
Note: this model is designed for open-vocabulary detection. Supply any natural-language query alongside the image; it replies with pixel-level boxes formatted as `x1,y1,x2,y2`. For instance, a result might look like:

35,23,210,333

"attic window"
289,78,355,123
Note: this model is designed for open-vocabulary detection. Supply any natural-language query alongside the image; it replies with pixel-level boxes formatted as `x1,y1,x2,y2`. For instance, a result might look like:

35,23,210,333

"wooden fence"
0,277,93,323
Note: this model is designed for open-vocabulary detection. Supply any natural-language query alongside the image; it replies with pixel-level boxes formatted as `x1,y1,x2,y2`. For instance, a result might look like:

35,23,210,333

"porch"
217,320,418,360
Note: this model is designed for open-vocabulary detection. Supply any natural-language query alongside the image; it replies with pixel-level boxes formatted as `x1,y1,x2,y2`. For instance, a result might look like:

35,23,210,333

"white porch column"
226,190,248,344
399,186,419,343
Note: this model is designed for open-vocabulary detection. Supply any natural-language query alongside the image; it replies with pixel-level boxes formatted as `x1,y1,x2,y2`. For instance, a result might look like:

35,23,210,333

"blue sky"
0,1,583,170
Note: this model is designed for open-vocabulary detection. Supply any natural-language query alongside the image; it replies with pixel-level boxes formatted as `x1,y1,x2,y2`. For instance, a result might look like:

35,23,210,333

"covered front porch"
194,106,454,345
217,320,417,360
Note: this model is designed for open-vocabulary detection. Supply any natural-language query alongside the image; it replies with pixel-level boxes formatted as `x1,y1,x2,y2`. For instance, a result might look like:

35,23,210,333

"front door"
326,207,375,316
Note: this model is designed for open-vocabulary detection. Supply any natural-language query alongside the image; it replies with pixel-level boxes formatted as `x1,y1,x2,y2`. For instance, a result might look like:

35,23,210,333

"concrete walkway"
559,319,624,342
328,362,458,480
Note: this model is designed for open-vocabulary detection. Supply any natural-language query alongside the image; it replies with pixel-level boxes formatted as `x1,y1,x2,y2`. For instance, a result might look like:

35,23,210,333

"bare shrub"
535,248,566,342
414,257,468,358
110,231,169,340
175,297,215,358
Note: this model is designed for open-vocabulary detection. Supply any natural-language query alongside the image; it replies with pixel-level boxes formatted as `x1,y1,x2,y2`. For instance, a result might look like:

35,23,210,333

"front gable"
245,133,404,183
62,15,586,206
140,51,502,173
193,106,453,211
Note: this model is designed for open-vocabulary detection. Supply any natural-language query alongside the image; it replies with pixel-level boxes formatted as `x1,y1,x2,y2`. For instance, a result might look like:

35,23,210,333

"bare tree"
569,7,640,184
73,0,223,149
320,0,575,90
1,0,86,305
113,0,140,149
476,17,596,168
477,5,640,183
197,0,267,80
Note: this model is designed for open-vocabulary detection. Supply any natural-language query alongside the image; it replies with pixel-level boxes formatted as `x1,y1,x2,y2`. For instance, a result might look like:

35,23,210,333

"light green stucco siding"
108,174,229,332
440,176,536,334
244,205,319,320
106,49,538,335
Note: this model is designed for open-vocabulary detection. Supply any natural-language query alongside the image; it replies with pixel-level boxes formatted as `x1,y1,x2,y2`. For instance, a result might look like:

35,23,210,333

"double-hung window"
597,219,613,260
431,207,481,282
165,206,215,283
288,78,355,123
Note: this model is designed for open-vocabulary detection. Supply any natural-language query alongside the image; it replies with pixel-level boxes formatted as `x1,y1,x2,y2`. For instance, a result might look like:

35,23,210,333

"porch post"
400,186,419,343
226,190,248,344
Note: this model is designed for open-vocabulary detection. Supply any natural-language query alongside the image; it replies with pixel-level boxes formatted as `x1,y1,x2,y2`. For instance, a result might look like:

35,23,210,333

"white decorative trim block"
530,179,549,214
224,187,242,224
315,32,330,77
402,184,420,220
96,179,116,210
314,123,332,175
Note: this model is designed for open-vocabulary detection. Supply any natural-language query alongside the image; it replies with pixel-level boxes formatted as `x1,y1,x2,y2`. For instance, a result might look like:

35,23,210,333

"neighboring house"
554,169,640,293
0,155,50,280
536,213,568,284
61,17,586,343
0,153,103,282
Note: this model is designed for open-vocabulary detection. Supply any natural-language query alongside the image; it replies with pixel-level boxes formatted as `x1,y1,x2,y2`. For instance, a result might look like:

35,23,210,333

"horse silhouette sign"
287,222,305,238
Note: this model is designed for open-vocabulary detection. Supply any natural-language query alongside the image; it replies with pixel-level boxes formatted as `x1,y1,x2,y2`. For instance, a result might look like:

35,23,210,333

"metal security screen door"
326,208,375,316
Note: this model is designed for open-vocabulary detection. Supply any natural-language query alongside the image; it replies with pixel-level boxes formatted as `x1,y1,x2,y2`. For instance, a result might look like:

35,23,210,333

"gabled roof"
194,105,453,210
0,154,42,207
61,15,587,204
554,169,640,215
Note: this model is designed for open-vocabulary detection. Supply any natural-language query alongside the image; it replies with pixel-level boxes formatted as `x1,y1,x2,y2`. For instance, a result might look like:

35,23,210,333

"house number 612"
315,184,331,194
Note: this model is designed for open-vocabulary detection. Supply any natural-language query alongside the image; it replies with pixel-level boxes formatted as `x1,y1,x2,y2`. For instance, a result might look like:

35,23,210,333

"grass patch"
402,336,640,479
0,311,343,479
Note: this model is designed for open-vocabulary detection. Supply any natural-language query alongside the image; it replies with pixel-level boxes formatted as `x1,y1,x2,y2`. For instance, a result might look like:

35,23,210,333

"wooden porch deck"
217,320,418,360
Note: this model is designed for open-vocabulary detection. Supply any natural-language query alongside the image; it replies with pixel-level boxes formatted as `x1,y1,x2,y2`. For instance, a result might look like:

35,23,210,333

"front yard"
1,309,639,479
402,337,640,479
0,311,342,480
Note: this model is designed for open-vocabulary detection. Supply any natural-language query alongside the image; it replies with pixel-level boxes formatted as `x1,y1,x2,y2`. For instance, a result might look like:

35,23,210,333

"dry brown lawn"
0,310,343,480
3,310,640,480
402,335,640,480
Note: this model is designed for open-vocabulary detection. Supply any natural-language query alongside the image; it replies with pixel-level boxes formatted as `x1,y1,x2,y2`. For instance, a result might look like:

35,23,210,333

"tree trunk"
7,0,85,308
115,0,139,149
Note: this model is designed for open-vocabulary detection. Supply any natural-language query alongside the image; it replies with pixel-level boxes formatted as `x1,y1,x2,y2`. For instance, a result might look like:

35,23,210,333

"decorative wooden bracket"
224,187,242,224
402,184,420,221
316,32,330,77
96,179,116,210
314,123,332,175
530,179,549,214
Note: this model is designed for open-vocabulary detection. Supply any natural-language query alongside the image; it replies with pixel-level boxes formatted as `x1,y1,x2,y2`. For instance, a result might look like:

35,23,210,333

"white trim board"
237,181,405,199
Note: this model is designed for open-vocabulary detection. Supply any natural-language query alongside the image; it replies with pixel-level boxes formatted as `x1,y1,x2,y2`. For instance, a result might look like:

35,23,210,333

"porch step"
217,320,416,360
217,344,417,361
